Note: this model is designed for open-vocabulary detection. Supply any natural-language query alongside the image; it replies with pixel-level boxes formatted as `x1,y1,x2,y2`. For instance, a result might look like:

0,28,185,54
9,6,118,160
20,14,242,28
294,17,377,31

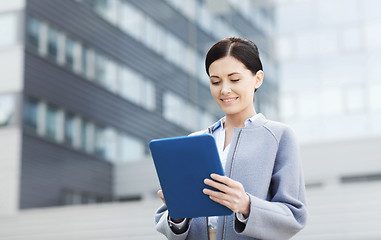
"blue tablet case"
149,134,233,219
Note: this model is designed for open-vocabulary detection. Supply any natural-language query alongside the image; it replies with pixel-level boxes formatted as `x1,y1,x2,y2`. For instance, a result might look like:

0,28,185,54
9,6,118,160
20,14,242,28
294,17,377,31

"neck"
224,108,256,129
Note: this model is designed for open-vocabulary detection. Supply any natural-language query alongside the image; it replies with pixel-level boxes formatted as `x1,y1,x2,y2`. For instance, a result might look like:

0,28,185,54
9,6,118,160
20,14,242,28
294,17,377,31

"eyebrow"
210,72,241,79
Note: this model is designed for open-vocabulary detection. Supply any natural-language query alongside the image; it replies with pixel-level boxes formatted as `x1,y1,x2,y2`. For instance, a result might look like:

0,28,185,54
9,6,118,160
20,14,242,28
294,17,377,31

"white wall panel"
0,46,24,94
0,128,21,215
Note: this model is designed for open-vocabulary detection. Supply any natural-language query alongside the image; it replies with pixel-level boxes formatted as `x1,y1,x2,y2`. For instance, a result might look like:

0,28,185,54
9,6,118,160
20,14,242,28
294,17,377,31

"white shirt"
208,114,261,229
170,114,261,231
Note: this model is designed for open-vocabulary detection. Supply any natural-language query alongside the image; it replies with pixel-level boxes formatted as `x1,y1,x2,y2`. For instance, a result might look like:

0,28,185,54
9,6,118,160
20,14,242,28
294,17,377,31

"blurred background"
0,0,380,239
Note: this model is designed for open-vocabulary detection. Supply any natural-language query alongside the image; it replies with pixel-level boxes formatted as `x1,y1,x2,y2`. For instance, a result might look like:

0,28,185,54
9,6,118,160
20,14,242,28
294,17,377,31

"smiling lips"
221,97,238,104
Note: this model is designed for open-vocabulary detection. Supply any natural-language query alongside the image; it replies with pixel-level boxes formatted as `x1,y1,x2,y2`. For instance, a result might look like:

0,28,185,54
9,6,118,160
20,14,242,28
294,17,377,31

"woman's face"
208,56,263,117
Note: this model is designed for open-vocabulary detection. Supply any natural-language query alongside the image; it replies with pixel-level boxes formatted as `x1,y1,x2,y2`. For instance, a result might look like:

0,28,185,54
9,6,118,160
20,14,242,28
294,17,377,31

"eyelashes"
211,79,240,85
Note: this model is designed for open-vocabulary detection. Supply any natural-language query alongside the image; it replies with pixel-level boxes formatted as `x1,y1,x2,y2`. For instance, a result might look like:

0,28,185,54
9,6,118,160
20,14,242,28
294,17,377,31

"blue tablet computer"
149,134,233,219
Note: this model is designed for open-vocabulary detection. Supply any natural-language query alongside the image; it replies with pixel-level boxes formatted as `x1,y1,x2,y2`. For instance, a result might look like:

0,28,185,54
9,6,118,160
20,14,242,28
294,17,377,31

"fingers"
203,174,250,214
157,190,166,206
204,178,230,194
210,174,241,188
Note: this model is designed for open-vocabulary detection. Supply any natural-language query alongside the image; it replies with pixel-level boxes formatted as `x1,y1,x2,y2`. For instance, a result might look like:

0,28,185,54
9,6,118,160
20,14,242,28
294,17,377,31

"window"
119,2,145,40
119,66,142,105
104,127,117,161
198,54,209,86
24,98,39,131
94,0,119,24
94,53,106,85
163,91,182,126
65,38,76,71
369,83,381,111
142,80,156,110
344,86,365,113
322,88,343,116
183,104,197,131
82,46,95,80
47,26,59,61
104,58,118,92
64,113,75,145
165,33,183,66
197,3,213,32
119,134,144,162
163,91,200,131
94,125,105,158
46,105,58,140
94,54,118,92
299,91,319,119
280,93,297,121
26,16,40,50
143,18,165,54
0,94,15,127
198,109,215,130
80,119,89,152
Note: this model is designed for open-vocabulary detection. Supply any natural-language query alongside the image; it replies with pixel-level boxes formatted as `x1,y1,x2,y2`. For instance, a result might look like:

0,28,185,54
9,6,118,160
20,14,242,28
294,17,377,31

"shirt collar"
210,113,262,133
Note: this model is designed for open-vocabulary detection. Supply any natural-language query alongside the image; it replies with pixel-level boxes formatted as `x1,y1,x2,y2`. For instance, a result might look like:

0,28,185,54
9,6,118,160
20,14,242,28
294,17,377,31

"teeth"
222,98,236,102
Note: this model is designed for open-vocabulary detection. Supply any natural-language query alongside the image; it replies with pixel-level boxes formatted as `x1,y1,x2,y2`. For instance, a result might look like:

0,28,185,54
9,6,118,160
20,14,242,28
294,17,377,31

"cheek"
210,86,219,98
240,86,255,101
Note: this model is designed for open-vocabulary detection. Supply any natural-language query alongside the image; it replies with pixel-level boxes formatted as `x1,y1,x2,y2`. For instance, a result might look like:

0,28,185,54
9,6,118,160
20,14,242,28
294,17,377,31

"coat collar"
208,113,267,134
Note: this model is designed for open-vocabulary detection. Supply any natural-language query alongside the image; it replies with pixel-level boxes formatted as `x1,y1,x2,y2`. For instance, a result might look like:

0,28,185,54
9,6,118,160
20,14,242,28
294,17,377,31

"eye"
211,81,220,85
231,79,240,82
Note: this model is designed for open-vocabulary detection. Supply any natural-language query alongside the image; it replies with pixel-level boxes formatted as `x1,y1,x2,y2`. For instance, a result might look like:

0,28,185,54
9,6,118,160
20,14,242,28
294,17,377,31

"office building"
0,0,277,215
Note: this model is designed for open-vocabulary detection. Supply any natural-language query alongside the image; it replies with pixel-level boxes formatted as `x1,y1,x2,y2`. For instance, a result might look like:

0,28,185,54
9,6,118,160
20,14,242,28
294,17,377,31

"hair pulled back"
205,37,263,76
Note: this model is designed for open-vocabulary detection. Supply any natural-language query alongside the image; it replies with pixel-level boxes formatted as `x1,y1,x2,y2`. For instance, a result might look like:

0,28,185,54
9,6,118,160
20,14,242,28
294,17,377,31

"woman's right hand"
157,189,185,223
157,190,166,206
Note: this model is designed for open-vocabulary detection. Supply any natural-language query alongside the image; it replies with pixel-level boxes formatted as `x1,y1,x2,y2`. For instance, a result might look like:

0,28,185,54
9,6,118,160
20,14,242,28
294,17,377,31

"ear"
254,70,264,89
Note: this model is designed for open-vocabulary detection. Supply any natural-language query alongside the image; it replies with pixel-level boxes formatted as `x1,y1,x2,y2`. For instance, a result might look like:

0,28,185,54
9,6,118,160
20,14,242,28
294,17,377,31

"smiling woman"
155,37,308,240
208,56,263,121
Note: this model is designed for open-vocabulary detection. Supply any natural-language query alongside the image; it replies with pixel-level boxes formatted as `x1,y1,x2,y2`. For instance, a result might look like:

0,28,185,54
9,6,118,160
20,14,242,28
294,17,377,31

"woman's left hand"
203,174,250,218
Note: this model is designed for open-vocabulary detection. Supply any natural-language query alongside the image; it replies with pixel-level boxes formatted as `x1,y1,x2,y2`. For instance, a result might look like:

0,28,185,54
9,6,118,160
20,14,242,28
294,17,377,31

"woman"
155,37,307,240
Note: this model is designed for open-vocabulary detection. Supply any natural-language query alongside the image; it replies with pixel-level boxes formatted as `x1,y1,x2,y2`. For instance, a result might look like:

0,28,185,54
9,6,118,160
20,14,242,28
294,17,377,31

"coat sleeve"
234,127,308,239
155,204,190,240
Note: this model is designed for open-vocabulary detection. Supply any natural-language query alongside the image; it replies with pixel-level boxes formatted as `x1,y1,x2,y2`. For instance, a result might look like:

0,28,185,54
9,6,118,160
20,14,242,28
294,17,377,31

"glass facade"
22,97,146,163
47,27,59,61
64,113,75,145
26,15,157,113
10,0,278,211
24,97,38,131
276,0,381,143
45,105,58,140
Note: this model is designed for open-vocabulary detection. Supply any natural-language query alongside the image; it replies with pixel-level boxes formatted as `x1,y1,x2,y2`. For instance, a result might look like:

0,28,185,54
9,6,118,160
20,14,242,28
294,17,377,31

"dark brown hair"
205,37,263,77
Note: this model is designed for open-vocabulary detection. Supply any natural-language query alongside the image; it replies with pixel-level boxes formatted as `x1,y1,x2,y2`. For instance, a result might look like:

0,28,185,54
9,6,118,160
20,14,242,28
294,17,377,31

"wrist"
240,193,250,218
170,217,185,223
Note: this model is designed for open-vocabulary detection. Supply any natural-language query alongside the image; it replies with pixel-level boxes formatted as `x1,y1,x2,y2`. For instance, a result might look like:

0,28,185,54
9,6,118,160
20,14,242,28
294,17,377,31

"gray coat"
155,114,308,240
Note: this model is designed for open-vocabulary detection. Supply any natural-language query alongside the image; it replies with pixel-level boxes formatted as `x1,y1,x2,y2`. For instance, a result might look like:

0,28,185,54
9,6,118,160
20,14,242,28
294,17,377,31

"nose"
221,82,232,95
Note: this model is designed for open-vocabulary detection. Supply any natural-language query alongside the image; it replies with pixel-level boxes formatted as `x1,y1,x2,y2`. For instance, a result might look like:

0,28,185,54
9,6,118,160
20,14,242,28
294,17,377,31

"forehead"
208,56,248,76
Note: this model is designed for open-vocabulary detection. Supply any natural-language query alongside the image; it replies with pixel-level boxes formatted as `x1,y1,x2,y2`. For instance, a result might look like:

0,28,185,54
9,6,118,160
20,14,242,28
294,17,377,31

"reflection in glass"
94,53,106,85
80,119,89,152
104,128,117,161
65,38,76,71
46,105,58,140
94,125,105,157
64,113,75,145
26,16,40,50
24,98,38,131
120,133,144,162
47,27,59,60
